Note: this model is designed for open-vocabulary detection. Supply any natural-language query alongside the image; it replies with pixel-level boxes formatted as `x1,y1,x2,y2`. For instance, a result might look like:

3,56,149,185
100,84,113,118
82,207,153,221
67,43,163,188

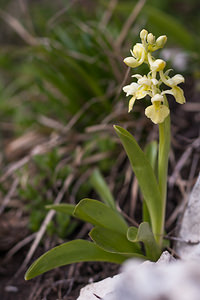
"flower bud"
123,57,140,68
140,29,148,41
147,33,155,44
156,35,167,48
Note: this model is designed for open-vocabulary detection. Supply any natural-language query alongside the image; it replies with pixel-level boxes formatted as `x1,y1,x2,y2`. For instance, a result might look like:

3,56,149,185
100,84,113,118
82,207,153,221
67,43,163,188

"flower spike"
123,29,186,124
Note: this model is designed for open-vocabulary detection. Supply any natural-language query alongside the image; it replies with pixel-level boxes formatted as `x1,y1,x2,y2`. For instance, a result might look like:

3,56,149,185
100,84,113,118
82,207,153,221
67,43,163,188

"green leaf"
74,198,128,234
145,141,158,172
25,240,125,280
114,125,162,242
90,226,143,256
46,204,75,216
90,168,116,210
127,222,161,261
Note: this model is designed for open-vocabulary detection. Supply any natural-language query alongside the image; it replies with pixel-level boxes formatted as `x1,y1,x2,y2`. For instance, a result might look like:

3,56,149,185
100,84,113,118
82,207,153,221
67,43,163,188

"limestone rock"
76,274,122,300
106,258,200,300
175,174,200,260
76,251,173,300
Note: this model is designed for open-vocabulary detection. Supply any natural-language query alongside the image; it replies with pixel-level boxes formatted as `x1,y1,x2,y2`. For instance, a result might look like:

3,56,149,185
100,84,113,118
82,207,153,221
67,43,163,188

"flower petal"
165,74,185,87
131,74,142,79
145,104,169,124
124,57,141,68
123,82,139,96
128,97,136,112
171,86,186,104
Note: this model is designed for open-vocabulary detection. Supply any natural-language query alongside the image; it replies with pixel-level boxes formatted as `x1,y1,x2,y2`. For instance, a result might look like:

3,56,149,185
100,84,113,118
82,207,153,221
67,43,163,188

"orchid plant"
25,29,185,280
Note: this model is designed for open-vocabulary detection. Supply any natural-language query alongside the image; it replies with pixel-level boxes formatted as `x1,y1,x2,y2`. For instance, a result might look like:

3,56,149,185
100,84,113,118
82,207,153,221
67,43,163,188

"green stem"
158,97,170,246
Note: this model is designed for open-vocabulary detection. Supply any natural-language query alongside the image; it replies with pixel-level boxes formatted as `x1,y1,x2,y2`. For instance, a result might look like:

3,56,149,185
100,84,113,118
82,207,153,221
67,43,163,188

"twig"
18,0,36,34
37,115,66,131
47,0,79,29
169,136,200,188
28,277,42,300
0,178,19,215
113,67,130,103
99,0,118,30
186,153,199,194
0,9,39,46
4,233,36,263
81,151,113,165
115,0,146,48
62,98,101,133
164,235,200,245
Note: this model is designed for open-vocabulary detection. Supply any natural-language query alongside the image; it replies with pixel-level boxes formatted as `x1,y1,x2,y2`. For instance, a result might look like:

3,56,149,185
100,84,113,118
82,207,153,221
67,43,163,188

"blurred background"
0,0,199,299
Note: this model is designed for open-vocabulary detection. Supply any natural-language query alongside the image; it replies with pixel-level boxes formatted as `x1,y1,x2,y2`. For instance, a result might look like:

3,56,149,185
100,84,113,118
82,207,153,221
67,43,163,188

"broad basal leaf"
90,226,143,257
74,198,128,234
25,240,125,280
127,222,161,261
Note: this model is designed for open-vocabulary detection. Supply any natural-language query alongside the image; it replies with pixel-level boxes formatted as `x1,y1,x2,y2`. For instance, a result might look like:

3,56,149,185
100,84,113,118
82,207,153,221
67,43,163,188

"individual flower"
159,70,185,87
123,74,155,112
145,94,169,124
162,86,186,104
124,43,146,68
160,70,186,104
147,53,166,72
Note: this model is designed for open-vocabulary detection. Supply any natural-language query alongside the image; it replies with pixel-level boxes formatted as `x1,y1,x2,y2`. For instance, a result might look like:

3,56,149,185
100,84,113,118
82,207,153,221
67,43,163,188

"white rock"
76,252,173,300
175,174,200,260
77,274,122,300
110,258,200,300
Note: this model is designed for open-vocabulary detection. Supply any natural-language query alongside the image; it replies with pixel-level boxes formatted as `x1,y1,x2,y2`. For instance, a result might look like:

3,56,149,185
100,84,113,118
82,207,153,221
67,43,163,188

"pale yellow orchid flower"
159,70,185,87
123,74,156,112
123,81,150,112
124,43,146,68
